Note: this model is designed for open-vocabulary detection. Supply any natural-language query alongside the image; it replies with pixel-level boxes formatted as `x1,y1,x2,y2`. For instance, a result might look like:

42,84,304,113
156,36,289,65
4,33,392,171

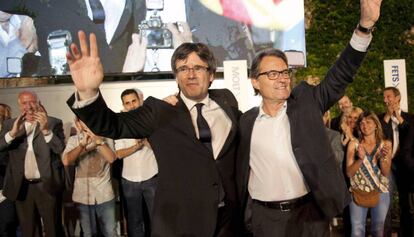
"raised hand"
357,143,366,160
67,31,104,100
360,0,382,28
122,33,147,73
167,22,193,49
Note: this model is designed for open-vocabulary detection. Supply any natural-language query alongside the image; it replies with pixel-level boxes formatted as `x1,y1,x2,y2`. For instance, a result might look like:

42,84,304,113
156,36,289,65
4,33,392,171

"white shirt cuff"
350,31,372,52
44,131,53,143
5,132,14,144
72,91,100,109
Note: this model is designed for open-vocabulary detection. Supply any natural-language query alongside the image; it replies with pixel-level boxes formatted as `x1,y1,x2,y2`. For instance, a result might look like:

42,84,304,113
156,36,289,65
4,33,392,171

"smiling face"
359,117,377,137
383,89,400,108
18,91,38,122
251,56,291,103
175,52,214,101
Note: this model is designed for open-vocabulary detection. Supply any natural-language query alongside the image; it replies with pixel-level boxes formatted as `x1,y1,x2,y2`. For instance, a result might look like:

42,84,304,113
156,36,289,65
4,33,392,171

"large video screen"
0,0,306,78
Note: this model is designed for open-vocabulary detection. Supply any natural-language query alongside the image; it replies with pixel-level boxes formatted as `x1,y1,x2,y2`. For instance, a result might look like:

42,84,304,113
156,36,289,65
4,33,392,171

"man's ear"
251,78,260,91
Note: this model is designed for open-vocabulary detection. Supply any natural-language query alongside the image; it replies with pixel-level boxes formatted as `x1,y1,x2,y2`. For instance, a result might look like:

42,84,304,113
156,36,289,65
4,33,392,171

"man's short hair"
384,87,401,97
171,42,216,75
121,89,139,103
249,48,288,95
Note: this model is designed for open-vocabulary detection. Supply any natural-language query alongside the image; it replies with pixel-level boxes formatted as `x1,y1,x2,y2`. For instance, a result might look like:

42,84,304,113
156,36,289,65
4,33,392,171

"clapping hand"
9,114,26,138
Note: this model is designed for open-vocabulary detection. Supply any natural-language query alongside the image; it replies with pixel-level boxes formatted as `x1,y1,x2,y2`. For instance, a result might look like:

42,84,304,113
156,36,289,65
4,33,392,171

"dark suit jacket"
237,44,367,222
0,117,65,201
397,119,414,191
68,89,241,237
378,111,413,190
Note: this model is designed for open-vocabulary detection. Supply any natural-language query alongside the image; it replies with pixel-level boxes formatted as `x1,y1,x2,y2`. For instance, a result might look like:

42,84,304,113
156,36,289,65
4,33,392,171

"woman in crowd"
340,106,363,146
346,111,392,237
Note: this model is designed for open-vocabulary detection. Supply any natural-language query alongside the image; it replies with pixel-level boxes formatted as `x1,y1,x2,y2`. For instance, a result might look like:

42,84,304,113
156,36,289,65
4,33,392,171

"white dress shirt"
180,93,232,159
115,138,158,182
5,121,54,180
0,14,21,46
85,0,126,44
248,102,309,201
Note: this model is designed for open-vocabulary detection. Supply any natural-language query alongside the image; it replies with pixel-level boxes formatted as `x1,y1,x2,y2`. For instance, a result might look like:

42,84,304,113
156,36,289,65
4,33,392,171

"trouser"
349,192,390,237
121,176,157,237
15,181,61,237
250,195,329,237
77,199,118,237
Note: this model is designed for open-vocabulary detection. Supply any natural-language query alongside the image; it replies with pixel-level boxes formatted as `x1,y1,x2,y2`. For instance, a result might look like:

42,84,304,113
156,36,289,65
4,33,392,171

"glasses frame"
176,65,210,74
257,69,292,80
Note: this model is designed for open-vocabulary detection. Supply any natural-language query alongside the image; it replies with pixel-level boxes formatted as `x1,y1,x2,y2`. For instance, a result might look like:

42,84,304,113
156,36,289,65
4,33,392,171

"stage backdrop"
0,0,306,78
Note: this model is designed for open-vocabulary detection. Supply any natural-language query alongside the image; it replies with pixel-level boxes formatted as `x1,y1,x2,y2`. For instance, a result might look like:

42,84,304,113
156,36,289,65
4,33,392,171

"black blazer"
0,117,65,201
68,89,241,237
237,44,367,220
378,111,414,189
397,118,414,191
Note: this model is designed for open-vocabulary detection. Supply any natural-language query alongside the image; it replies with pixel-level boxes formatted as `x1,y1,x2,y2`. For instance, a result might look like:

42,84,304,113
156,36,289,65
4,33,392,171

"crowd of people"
1,0,413,237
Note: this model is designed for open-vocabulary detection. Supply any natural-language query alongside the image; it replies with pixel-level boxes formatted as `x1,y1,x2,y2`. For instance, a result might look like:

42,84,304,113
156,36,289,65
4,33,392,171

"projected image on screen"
0,0,305,78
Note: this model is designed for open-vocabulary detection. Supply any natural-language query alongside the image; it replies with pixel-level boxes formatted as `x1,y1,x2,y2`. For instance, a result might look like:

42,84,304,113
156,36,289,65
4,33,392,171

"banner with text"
384,59,408,111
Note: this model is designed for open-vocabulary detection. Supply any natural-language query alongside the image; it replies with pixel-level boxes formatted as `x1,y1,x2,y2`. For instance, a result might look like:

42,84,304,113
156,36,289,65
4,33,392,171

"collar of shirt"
256,101,287,120
391,109,402,124
179,93,211,111
0,14,21,45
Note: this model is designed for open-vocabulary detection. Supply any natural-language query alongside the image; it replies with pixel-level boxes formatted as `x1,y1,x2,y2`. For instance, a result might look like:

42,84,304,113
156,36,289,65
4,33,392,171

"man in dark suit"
396,118,414,237
0,91,65,237
236,0,382,236
378,87,413,237
66,32,241,236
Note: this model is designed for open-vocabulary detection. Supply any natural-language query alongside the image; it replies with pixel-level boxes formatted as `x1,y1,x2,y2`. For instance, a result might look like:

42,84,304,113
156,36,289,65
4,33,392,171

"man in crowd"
62,118,118,237
379,87,413,237
0,91,65,237
236,0,382,236
331,95,354,132
115,89,158,237
66,36,241,237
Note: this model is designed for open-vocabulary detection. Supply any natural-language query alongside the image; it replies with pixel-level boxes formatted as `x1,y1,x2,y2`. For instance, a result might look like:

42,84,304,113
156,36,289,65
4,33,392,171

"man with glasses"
236,0,382,235
66,40,241,236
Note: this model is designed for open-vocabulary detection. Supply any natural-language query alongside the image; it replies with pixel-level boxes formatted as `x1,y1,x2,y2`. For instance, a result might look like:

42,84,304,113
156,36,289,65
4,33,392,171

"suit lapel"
174,99,198,140
110,0,132,45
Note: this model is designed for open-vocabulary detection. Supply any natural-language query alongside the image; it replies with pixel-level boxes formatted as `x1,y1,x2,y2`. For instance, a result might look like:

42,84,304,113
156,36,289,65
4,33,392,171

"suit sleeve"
67,93,159,140
313,44,367,113
0,120,13,152
47,118,65,154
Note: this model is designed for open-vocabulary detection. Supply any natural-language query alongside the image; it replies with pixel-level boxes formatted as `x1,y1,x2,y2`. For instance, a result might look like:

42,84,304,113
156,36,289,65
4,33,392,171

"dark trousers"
0,198,17,237
399,189,414,237
121,176,157,237
15,181,60,237
250,198,329,237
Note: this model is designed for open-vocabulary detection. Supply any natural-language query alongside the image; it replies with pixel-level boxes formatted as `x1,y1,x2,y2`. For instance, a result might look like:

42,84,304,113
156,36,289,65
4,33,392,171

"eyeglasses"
257,69,292,80
176,65,209,74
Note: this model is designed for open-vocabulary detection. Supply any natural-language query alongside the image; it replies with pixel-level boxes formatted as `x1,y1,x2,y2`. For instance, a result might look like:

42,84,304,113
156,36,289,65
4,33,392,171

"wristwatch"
95,139,106,146
357,24,375,34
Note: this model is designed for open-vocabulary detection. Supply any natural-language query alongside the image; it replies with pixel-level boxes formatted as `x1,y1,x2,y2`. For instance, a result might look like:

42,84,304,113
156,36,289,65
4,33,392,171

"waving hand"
67,31,104,100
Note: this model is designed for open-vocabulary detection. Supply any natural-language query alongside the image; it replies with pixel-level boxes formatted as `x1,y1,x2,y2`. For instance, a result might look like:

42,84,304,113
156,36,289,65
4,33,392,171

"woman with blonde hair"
346,111,392,237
